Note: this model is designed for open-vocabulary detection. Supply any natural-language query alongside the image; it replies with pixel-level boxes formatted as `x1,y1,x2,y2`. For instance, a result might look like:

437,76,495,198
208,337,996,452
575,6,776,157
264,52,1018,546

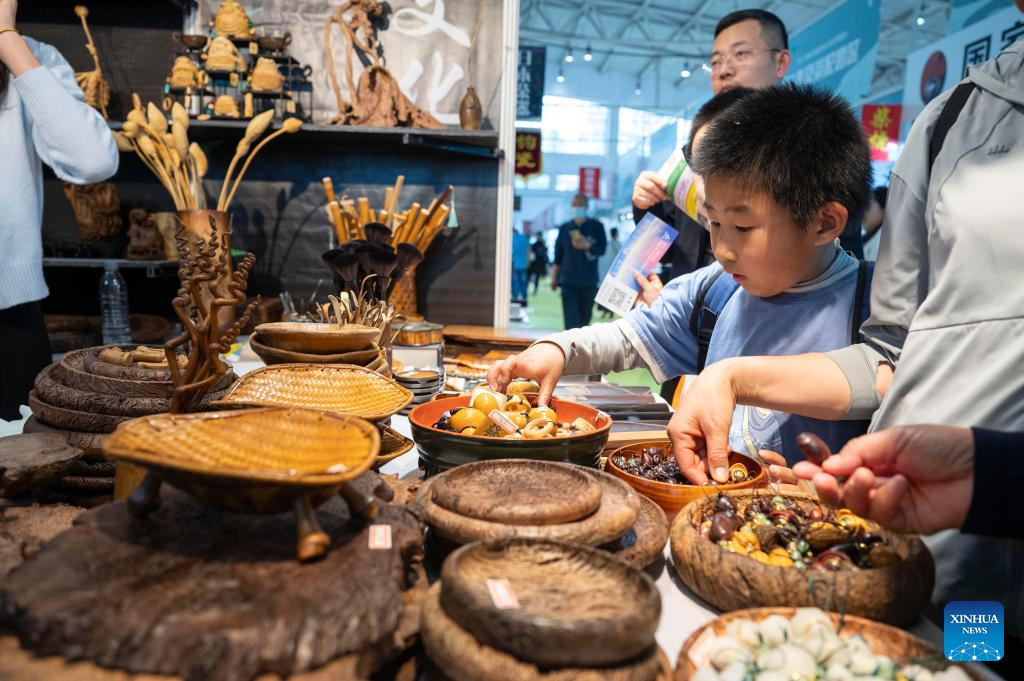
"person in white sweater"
0,0,119,419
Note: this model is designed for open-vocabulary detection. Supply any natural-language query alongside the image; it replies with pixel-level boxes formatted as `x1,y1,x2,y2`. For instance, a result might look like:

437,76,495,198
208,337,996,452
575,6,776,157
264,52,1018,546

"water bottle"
99,264,132,345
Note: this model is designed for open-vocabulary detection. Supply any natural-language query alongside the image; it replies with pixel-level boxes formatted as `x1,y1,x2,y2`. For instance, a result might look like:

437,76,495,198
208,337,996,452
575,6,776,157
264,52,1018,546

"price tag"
488,409,519,435
368,524,392,549
486,579,520,609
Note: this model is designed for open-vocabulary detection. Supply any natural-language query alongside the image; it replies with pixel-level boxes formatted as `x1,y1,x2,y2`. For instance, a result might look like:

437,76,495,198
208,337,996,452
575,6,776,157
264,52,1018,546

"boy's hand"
487,342,565,407
634,272,663,307
669,361,738,483
632,171,668,210
759,449,797,484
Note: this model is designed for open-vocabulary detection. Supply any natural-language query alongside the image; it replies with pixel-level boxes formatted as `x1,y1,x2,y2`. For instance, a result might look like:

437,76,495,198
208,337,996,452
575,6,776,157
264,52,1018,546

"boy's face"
704,177,832,297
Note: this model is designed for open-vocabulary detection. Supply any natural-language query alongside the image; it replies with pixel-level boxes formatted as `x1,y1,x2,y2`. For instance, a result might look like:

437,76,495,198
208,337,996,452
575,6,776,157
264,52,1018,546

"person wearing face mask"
551,193,607,330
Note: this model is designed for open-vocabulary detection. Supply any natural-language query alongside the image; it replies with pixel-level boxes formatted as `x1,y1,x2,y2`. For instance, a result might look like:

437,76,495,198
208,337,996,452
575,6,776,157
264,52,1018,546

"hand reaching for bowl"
792,425,974,535
487,342,566,408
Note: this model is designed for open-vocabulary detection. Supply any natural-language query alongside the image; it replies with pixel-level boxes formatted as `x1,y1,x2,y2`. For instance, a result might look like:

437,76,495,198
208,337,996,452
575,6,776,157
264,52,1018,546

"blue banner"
949,0,1009,33
788,0,882,106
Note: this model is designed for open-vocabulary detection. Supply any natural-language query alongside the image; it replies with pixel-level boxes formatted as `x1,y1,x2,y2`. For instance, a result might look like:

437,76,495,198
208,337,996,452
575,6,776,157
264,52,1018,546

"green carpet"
511,277,660,394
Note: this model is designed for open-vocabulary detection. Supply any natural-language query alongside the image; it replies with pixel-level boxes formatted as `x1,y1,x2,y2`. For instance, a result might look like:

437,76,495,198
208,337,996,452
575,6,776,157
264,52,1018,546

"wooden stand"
0,484,425,681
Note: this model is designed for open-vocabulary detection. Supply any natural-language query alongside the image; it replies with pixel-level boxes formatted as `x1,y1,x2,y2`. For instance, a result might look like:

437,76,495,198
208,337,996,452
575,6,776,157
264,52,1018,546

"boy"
489,83,873,482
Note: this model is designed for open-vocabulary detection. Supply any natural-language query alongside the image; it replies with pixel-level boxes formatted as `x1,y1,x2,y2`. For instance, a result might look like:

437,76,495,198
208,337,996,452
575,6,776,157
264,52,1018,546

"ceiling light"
916,16,925,25
556,67,566,83
634,79,642,95
565,48,574,63
680,68,691,78
583,45,593,62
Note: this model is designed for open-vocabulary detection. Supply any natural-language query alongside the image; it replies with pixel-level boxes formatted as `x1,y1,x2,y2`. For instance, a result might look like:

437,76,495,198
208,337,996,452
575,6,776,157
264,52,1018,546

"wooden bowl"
440,539,660,668
103,408,379,514
601,494,670,570
416,463,640,547
254,322,381,353
669,491,935,626
57,346,234,398
250,333,381,365
422,583,667,681
211,363,411,422
409,396,611,475
606,442,767,518
675,607,984,681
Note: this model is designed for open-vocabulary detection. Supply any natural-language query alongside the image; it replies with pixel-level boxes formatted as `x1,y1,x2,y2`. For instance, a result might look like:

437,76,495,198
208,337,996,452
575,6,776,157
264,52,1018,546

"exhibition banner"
517,46,546,120
578,167,601,199
949,0,1011,33
515,131,542,177
788,0,881,105
901,7,1023,137
862,104,902,161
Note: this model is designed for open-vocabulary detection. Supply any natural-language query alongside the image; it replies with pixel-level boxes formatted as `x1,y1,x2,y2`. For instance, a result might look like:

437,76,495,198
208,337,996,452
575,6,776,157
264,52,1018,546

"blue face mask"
573,207,587,219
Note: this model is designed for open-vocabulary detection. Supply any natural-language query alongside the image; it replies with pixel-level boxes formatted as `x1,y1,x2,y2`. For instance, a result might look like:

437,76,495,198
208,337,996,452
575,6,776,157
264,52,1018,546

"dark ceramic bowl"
409,396,611,476
606,441,767,518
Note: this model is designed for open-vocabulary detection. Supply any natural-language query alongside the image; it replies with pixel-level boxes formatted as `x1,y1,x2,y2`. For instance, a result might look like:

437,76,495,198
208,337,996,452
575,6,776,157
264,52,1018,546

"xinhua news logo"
944,601,1003,662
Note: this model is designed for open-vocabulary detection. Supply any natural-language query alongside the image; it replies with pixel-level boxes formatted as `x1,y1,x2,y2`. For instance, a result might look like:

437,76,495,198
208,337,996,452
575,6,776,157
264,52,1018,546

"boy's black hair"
715,9,788,50
872,185,888,209
691,82,872,230
685,87,755,163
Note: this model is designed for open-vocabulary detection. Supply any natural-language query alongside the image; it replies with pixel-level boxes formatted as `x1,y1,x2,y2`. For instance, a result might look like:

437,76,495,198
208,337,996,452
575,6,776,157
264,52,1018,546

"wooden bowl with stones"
669,491,935,626
439,538,661,668
416,460,640,547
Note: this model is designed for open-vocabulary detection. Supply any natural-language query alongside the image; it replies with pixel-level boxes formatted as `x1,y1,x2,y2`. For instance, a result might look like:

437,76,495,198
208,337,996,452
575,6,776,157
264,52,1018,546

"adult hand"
633,272,664,306
668,360,738,483
632,171,668,210
571,236,591,251
792,425,974,535
487,342,565,408
0,0,17,28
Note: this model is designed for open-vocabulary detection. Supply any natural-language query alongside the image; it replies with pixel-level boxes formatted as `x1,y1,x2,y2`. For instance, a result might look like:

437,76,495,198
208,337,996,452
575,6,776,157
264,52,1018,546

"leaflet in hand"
594,213,678,317
656,149,701,221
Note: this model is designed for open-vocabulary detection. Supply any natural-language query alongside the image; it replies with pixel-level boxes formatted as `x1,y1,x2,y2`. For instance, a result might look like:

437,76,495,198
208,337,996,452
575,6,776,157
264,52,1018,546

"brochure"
594,213,678,317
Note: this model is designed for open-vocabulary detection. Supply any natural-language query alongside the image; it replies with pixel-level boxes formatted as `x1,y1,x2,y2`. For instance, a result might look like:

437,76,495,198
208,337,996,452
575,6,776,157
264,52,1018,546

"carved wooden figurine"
64,181,122,242
125,208,164,260
212,0,253,39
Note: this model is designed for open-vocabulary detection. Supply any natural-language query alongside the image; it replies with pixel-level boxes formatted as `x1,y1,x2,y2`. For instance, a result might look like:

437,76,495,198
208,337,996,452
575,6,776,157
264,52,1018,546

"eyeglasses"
709,47,782,73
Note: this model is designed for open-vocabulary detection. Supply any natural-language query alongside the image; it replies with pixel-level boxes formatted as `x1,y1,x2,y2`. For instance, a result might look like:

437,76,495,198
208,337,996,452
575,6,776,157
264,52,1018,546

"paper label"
488,410,519,434
594,213,678,316
655,149,701,221
368,524,392,549
486,579,520,609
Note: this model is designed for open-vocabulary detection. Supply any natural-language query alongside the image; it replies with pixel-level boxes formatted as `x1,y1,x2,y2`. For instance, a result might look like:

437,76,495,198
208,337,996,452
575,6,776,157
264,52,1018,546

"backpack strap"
850,260,874,344
688,269,741,373
928,81,975,173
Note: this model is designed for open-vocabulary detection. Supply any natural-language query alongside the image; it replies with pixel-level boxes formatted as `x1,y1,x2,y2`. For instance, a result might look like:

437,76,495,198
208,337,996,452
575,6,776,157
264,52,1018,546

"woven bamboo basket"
600,494,669,571
431,459,605,526
390,266,418,317
422,583,669,681
674,607,985,681
416,462,640,547
670,491,935,626
440,538,661,668
212,364,412,422
103,407,379,514
254,322,381,353
375,424,415,467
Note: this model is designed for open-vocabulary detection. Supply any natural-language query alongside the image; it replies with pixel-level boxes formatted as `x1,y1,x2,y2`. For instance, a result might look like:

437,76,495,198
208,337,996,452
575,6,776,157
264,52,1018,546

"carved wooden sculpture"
63,181,122,242
324,0,442,128
72,6,109,118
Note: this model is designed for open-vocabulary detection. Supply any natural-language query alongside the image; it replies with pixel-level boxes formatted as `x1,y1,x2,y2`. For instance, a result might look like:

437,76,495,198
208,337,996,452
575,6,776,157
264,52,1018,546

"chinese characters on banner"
579,167,601,199
515,131,542,177
862,104,902,161
517,47,546,120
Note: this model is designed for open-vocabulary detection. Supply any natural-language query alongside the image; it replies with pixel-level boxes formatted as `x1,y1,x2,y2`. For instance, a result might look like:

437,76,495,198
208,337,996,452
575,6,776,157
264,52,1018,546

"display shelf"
109,120,502,159
43,258,179,278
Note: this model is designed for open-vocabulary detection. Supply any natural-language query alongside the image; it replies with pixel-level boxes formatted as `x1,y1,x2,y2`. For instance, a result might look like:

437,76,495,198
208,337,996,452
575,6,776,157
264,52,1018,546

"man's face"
710,19,790,95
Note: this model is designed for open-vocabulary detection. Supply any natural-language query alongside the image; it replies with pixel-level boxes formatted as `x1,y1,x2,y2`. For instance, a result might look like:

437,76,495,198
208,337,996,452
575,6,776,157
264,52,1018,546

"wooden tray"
212,364,412,422
84,355,175,382
34,363,171,416
417,465,639,547
601,494,669,570
669,491,935,626
57,346,235,398
430,460,604,526
29,390,127,433
254,322,381,353
440,539,660,668
422,583,667,681
674,607,984,681
250,333,381,365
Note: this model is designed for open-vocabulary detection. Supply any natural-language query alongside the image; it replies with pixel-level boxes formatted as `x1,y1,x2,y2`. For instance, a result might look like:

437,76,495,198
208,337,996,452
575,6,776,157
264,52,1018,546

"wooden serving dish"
669,491,935,626
416,461,639,547
440,539,661,668
103,407,381,561
29,390,128,433
600,494,670,571
211,363,412,422
422,583,668,681
606,442,767,518
250,333,381,365
57,346,234,398
675,607,983,681
409,396,611,475
254,322,381,353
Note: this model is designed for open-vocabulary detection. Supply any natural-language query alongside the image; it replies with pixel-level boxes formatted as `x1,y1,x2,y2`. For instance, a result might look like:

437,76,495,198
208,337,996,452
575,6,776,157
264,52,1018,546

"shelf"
43,258,179,278
110,119,502,159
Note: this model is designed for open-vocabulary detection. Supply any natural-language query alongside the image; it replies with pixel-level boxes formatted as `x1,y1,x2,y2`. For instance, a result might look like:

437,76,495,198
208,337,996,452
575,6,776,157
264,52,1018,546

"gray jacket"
829,40,1024,635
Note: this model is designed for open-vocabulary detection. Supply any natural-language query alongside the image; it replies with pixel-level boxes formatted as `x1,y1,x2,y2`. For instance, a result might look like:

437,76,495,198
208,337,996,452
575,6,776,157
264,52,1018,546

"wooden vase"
175,210,236,331
458,86,482,130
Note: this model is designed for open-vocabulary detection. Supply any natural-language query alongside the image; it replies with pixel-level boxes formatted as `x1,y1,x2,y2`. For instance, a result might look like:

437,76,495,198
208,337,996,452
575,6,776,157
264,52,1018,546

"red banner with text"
862,104,902,161
515,131,542,177
579,166,601,199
